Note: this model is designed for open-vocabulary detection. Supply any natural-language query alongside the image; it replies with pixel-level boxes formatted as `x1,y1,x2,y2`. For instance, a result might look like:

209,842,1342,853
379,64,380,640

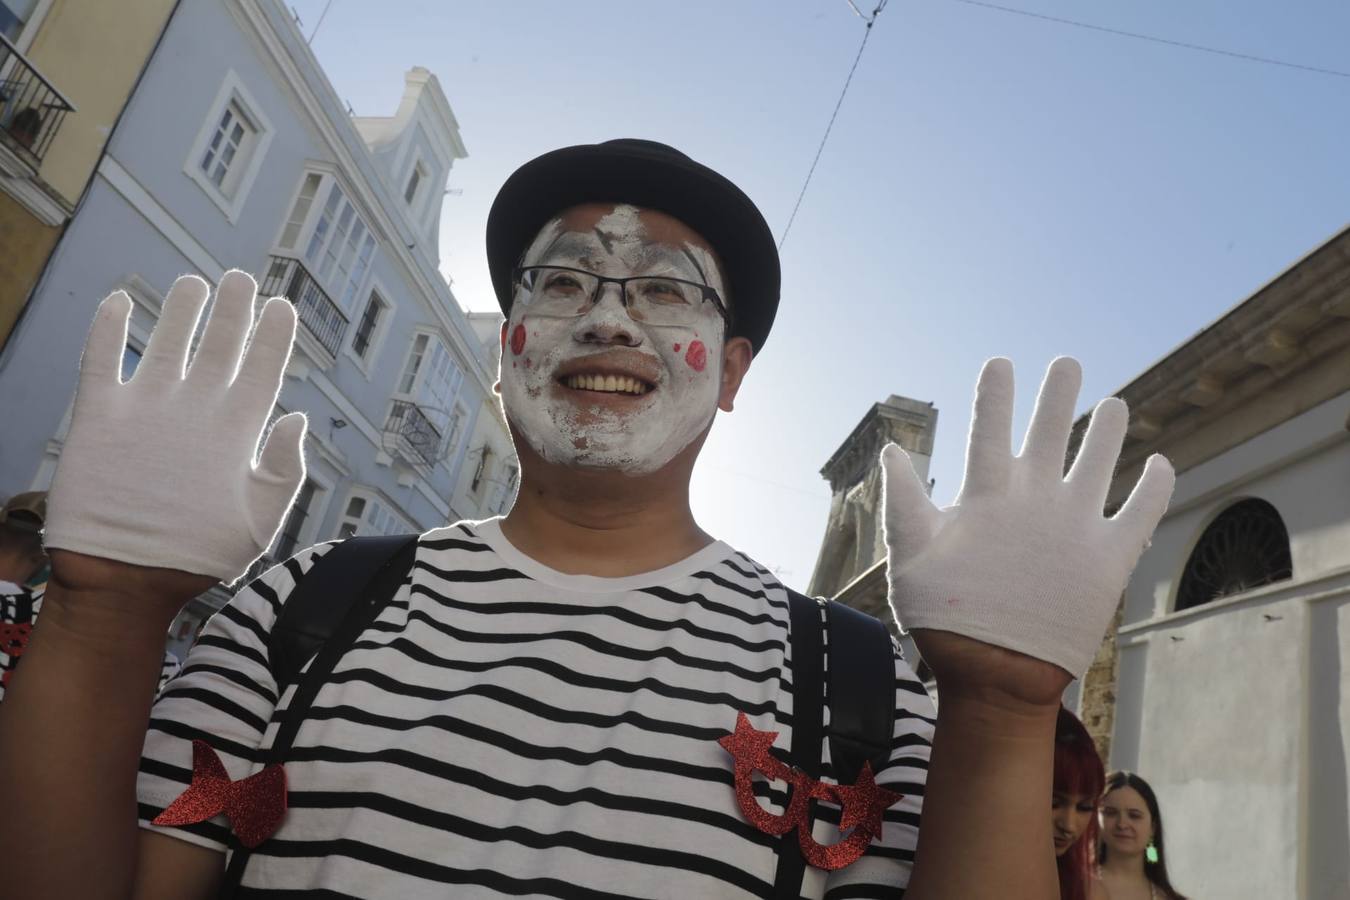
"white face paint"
500,204,728,474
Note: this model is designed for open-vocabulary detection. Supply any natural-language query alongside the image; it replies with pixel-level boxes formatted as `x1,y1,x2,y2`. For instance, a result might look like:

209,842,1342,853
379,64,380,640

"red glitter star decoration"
0,622,32,690
152,740,287,848
718,711,904,871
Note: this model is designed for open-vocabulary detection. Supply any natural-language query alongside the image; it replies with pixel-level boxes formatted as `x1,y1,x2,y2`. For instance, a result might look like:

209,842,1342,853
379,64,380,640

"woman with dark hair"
1099,771,1189,900
1053,707,1106,900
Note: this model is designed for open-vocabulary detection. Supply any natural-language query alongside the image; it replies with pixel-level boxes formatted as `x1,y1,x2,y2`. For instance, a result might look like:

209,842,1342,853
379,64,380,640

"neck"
1100,849,1147,877
500,439,712,577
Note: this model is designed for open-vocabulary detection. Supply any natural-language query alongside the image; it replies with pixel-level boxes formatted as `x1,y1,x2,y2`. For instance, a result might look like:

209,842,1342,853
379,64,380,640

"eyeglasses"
513,265,730,328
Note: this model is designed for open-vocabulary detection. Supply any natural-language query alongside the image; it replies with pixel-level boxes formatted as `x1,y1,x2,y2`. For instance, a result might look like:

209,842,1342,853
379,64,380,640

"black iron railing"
0,31,75,169
386,399,441,467
259,255,348,358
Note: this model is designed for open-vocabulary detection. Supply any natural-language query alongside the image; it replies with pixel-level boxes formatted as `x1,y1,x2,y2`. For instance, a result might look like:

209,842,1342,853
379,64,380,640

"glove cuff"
43,524,257,585
889,582,1098,679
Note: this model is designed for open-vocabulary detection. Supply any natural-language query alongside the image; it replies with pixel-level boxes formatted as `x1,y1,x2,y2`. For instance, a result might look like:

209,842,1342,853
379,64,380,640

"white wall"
1111,389,1350,898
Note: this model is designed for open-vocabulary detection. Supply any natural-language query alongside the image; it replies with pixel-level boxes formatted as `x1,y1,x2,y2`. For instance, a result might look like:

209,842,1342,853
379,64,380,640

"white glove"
44,271,307,584
881,357,1175,677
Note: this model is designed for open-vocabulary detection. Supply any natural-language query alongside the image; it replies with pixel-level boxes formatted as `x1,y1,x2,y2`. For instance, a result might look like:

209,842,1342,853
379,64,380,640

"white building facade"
1075,227,1350,899
0,0,516,651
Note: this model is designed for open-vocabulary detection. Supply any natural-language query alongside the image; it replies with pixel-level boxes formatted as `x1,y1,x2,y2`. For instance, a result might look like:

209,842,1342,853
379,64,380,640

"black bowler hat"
486,139,781,353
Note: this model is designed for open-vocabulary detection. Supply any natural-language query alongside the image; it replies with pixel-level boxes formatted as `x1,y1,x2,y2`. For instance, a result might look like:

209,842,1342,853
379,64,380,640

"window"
337,492,412,538
443,404,466,458
404,163,424,205
397,332,464,434
492,465,518,514
279,173,322,249
121,344,142,383
302,181,376,310
199,103,256,196
399,333,428,394
1175,498,1293,611
185,72,273,222
274,478,319,561
0,0,37,42
471,448,493,494
351,291,386,360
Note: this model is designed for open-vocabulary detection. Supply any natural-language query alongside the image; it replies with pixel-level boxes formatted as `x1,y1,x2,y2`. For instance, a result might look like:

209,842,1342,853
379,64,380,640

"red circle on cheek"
510,324,527,356
685,340,707,372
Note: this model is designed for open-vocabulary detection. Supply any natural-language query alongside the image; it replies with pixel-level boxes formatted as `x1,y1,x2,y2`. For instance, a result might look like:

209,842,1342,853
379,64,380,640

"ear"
717,337,754,412
499,321,509,350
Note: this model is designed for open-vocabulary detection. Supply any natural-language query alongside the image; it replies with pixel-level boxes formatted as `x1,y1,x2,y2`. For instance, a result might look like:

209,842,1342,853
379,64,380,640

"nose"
1051,808,1070,833
574,282,641,347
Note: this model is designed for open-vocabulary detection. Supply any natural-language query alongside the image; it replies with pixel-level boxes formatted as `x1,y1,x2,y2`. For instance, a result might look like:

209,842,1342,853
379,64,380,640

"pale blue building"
0,0,517,649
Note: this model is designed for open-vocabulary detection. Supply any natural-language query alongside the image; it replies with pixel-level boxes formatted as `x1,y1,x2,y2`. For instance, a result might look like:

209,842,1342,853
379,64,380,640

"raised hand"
881,357,1174,697
43,271,307,590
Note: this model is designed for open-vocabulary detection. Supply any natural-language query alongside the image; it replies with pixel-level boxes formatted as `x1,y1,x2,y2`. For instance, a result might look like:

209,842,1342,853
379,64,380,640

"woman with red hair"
1054,707,1107,900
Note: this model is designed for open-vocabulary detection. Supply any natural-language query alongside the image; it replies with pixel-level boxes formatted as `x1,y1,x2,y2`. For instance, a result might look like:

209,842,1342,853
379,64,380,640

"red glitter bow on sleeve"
718,712,903,871
152,740,287,848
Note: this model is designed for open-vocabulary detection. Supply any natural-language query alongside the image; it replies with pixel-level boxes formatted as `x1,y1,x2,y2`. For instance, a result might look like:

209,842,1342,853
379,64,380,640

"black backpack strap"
267,534,420,691
218,533,420,898
773,590,896,898
824,601,896,785
774,588,826,899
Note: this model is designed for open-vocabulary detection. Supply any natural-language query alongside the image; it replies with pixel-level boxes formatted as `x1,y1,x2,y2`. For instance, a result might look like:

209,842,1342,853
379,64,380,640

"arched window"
1175,498,1292,611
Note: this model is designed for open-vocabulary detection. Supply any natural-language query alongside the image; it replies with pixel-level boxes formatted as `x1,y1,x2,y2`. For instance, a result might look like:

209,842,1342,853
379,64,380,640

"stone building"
1072,226,1350,899
0,0,516,657
807,395,938,680
807,395,937,606
0,0,177,347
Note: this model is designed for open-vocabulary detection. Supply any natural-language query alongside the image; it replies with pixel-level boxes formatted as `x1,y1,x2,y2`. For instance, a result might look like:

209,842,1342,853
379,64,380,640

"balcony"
385,399,442,467
0,31,75,172
259,255,348,359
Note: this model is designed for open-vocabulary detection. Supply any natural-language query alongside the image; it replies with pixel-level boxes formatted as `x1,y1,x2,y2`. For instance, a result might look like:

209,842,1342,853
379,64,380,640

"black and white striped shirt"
138,520,934,898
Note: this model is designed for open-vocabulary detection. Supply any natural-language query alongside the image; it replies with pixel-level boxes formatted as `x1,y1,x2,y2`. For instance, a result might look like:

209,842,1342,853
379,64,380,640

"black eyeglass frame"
512,265,731,328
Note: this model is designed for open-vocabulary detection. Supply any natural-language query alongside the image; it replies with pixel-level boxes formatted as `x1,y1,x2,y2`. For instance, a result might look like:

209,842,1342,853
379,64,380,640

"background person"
1099,771,1189,900
0,491,180,701
1053,706,1107,900
0,492,50,697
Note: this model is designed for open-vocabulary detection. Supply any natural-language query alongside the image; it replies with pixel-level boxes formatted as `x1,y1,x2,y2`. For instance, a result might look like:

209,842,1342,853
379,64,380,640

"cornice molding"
1070,227,1350,501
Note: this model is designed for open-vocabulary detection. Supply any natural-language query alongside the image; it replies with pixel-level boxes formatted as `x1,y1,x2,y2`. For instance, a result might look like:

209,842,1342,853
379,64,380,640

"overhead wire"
778,1,890,251
947,0,1350,81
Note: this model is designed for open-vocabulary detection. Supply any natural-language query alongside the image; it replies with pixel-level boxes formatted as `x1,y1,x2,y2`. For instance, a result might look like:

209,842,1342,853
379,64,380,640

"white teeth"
564,374,650,395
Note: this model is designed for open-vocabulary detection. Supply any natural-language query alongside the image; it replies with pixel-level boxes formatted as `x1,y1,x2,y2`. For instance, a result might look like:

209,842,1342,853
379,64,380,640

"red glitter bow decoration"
718,712,903,871
152,740,287,848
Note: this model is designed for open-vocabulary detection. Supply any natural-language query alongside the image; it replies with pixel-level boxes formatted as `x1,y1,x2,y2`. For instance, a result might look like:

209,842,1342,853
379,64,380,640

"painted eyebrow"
534,232,592,262
680,247,709,283
535,238,704,281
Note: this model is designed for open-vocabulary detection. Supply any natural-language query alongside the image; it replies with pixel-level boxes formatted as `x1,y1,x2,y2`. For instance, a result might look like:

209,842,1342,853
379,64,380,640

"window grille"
1175,498,1292,611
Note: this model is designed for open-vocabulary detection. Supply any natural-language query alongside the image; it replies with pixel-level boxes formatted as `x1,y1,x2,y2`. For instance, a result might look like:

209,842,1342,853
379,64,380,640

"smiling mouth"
560,373,653,396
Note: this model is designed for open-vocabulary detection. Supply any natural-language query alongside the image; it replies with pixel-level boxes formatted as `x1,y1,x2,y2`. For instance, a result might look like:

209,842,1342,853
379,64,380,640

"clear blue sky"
291,0,1350,587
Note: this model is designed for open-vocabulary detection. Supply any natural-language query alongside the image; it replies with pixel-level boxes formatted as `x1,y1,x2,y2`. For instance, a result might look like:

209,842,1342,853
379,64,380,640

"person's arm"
0,272,306,899
0,555,222,900
904,638,1064,898
880,358,1174,898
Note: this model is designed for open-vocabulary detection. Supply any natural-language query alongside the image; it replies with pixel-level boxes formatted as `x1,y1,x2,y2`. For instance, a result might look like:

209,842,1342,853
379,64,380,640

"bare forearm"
0,584,178,900
906,693,1059,900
